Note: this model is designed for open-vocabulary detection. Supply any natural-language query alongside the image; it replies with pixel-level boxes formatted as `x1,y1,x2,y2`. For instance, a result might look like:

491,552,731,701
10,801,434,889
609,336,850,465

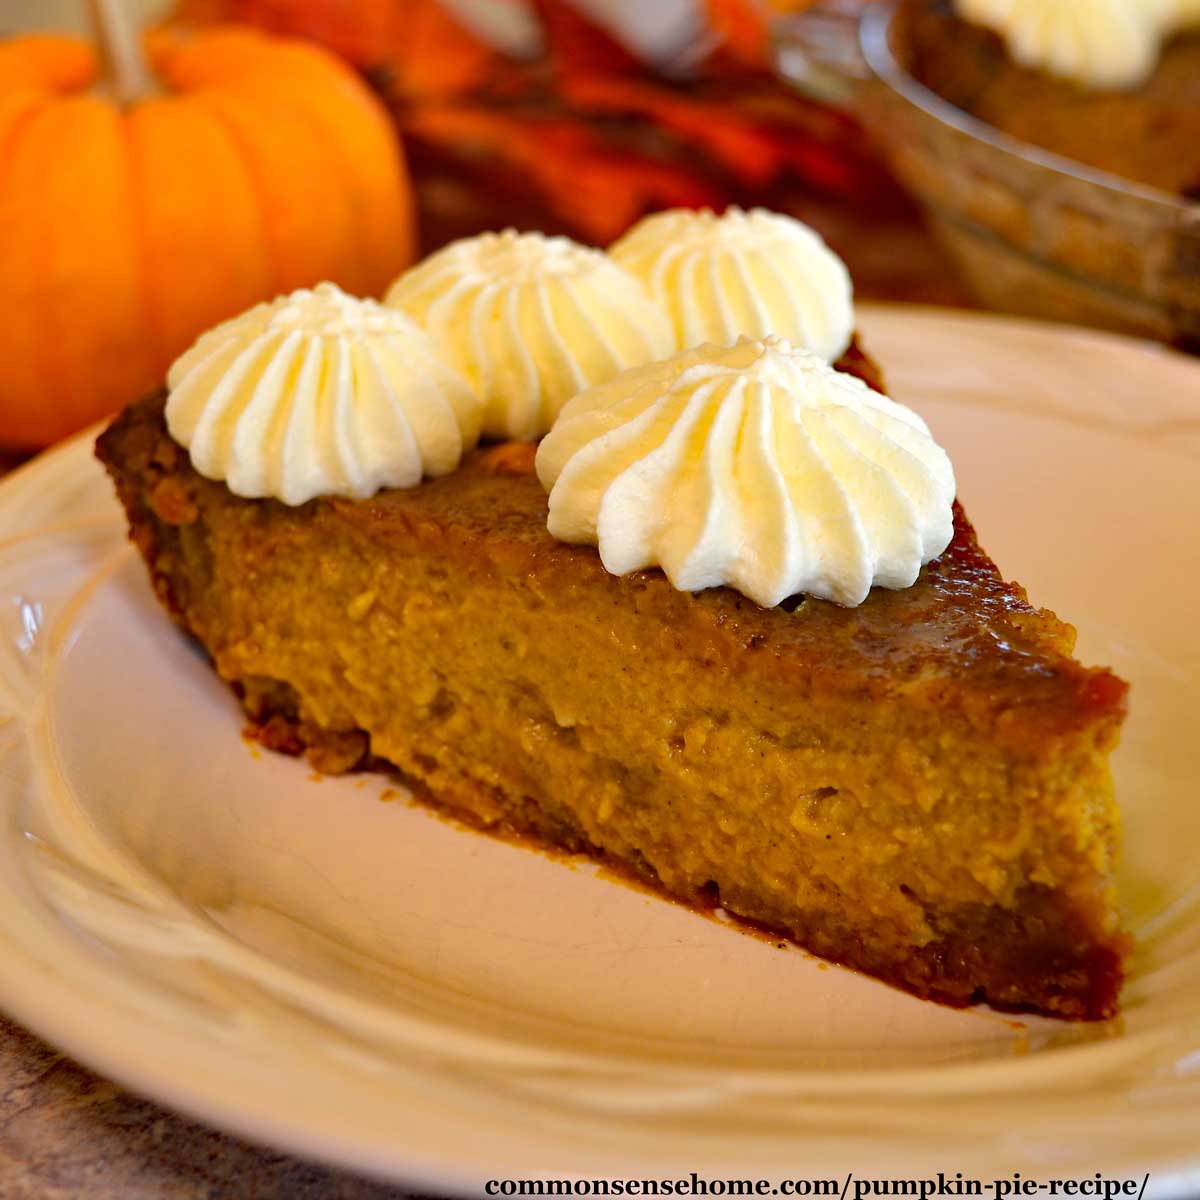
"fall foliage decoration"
171,0,897,248
0,2,415,450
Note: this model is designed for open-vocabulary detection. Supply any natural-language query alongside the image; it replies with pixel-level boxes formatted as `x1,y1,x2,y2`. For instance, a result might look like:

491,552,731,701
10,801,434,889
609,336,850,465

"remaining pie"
95,213,1131,1022
898,0,1200,199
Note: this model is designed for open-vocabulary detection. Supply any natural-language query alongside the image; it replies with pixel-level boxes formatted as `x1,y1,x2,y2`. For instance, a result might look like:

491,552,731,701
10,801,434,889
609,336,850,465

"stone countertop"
0,1013,421,1200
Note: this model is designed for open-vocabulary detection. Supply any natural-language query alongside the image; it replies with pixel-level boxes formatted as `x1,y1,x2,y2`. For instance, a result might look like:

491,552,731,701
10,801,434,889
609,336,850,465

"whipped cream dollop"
536,336,956,608
166,283,481,506
954,0,1178,88
609,207,854,362
384,230,674,441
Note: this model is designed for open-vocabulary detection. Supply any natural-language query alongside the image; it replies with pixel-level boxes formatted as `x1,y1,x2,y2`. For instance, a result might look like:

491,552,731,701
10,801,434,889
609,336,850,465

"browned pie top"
99,331,1127,749
333,436,1124,731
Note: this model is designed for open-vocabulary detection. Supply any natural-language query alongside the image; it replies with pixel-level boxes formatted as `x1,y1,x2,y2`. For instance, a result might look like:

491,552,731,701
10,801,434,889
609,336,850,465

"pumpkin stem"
86,0,156,105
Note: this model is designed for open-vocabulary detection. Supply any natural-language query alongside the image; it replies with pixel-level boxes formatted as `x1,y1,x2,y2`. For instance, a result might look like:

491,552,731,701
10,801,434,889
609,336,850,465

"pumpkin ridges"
0,91,50,165
122,105,161,393
145,29,337,300
1,98,84,431
0,98,52,432
284,106,409,298
130,97,274,376
214,70,372,292
0,25,415,448
150,28,412,294
0,98,150,445
48,99,153,433
220,76,377,295
173,95,287,304
240,42,414,294
193,88,360,293
241,87,373,296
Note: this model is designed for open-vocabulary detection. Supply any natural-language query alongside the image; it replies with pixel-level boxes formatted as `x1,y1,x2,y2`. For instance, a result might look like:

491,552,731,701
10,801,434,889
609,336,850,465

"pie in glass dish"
899,0,1200,199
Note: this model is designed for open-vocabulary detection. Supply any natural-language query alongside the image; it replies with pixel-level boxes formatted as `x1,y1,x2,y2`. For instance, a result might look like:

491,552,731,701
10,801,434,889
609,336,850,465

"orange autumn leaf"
387,0,519,100
171,0,398,64
532,0,643,76
701,0,772,68
167,0,890,244
406,105,720,241
557,73,784,185
174,0,510,92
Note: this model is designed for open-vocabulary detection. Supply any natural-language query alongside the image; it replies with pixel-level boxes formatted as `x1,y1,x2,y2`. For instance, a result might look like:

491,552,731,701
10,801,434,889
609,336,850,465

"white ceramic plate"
1,307,1199,1195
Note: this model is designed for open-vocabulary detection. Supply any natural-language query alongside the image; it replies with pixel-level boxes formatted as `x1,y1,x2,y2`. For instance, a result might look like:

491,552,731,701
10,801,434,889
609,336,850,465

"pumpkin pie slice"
96,329,1129,1021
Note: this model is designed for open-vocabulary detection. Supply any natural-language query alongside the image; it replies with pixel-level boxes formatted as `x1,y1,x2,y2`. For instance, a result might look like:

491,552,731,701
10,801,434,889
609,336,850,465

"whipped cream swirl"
955,0,1177,88
536,337,956,608
166,283,481,506
609,207,854,362
384,230,674,441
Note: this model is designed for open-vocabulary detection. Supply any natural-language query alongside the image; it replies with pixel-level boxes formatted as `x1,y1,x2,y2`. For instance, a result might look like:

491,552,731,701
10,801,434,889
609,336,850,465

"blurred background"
1,0,1196,454
3,0,962,301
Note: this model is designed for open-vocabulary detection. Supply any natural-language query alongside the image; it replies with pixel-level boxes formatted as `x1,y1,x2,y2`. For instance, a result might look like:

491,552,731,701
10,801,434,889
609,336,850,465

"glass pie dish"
775,0,1200,349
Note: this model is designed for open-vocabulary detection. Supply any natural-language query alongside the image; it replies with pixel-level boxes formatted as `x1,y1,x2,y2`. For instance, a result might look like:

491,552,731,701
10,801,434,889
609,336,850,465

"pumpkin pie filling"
96,352,1129,1022
96,216,1130,1022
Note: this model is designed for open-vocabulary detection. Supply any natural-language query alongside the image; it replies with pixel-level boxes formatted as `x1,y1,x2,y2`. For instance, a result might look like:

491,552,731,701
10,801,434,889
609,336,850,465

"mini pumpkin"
0,13,416,449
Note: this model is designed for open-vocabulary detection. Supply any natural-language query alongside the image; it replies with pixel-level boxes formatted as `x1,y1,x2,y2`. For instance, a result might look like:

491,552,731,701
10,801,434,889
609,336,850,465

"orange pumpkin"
0,20,415,450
